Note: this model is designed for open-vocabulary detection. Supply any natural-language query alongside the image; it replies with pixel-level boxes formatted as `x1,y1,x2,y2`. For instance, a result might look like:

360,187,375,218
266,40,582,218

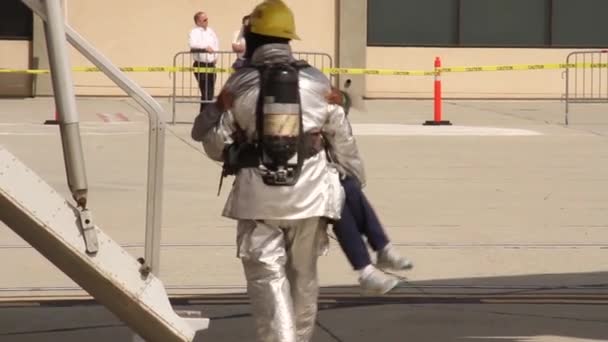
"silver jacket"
192,44,365,220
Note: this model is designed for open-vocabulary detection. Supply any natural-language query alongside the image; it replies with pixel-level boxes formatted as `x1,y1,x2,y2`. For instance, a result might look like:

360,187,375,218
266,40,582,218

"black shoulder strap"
248,60,310,70
291,60,311,70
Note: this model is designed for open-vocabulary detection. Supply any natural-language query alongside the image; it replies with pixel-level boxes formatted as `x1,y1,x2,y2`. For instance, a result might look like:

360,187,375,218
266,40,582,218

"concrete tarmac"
0,97,607,341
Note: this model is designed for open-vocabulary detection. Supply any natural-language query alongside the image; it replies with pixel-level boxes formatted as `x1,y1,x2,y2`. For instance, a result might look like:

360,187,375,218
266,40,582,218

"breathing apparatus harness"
218,59,325,194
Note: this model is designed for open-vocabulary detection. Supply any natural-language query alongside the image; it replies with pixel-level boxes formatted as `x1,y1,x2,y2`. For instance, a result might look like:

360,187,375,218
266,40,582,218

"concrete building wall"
366,47,597,99
0,40,32,97
337,0,366,108
2,0,599,99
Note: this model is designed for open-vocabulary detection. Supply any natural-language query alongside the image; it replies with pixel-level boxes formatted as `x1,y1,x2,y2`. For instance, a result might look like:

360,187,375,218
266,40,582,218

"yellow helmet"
249,0,300,40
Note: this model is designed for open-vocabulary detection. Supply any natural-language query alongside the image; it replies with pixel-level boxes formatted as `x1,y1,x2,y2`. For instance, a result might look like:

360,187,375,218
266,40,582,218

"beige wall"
64,0,336,96
7,1,596,99
0,40,32,97
366,47,602,99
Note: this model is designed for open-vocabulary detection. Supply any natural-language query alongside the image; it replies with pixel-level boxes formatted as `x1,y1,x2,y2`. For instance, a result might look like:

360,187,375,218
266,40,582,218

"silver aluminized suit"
191,43,365,342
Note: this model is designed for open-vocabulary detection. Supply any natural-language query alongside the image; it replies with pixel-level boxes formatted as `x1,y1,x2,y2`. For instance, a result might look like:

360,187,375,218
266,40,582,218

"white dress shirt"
232,28,246,59
188,26,219,63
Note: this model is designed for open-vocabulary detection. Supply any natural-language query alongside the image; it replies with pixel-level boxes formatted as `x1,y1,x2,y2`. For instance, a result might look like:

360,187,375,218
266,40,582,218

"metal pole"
172,53,178,125
43,0,88,207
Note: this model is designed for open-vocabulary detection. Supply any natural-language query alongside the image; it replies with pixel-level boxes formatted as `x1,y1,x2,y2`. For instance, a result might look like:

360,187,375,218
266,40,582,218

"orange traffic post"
424,56,452,126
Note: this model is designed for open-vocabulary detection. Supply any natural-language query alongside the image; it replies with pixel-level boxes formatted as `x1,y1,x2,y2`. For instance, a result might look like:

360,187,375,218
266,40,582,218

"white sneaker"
376,245,413,271
358,266,400,296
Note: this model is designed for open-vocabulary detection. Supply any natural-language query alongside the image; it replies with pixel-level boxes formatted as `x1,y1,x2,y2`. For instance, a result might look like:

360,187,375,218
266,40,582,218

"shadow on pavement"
1,271,607,342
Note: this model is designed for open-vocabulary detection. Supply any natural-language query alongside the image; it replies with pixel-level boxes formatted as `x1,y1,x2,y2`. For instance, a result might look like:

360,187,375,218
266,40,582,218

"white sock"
380,243,393,254
378,242,393,255
358,264,374,278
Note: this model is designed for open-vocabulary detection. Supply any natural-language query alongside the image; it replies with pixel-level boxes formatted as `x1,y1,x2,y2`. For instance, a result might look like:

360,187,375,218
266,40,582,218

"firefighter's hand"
326,86,343,106
231,128,246,144
215,89,234,112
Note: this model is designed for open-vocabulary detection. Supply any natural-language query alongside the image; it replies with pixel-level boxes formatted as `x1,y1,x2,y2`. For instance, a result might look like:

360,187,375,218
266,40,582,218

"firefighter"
191,1,364,341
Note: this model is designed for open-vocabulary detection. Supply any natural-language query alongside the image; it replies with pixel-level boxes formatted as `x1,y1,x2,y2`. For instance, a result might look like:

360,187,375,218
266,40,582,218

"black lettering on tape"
528,65,544,70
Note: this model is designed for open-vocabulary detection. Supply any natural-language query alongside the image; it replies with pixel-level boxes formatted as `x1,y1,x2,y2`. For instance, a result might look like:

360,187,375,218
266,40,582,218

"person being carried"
325,87,414,296
231,15,250,69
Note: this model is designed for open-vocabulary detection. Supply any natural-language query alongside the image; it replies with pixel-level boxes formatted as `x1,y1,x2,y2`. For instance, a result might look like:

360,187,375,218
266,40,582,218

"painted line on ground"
351,124,543,136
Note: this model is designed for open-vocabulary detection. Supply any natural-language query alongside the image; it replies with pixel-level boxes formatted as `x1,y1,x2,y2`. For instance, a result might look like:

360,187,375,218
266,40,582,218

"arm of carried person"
322,104,366,187
326,86,344,106
231,30,245,53
232,43,245,53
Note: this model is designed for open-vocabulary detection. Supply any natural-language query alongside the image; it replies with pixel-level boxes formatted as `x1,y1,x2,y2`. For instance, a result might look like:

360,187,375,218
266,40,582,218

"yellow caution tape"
0,66,233,74
1,62,607,75
439,62,608,73
324,67,436,76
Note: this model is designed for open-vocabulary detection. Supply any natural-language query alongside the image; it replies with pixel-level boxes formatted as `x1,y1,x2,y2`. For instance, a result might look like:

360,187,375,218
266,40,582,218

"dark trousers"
332,176,390,270
193,61,216,113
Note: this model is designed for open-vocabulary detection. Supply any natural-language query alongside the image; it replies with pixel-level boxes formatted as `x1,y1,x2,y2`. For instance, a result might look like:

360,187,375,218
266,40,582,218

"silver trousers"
237,217,329,342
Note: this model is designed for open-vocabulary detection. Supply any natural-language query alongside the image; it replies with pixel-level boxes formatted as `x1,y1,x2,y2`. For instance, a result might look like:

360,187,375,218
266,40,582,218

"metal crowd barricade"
564,50,608,125
170,50,334,124
171,50,236,124
292,51,334,81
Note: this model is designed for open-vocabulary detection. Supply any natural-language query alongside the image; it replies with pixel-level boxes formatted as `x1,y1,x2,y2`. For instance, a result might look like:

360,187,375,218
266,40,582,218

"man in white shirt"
231,15,250,69
188,11,219,113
